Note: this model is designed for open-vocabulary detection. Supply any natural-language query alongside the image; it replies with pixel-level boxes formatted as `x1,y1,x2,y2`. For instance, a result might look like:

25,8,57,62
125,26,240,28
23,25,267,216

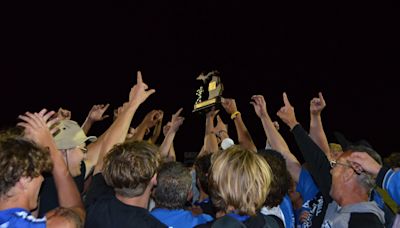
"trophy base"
193,97,221,113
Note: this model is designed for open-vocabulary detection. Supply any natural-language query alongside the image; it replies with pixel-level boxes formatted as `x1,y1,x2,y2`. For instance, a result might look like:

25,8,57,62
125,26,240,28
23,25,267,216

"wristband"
231,111,240,120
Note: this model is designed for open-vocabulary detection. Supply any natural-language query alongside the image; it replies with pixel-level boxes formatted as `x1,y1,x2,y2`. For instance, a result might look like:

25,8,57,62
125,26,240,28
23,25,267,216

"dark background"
1,2,399,161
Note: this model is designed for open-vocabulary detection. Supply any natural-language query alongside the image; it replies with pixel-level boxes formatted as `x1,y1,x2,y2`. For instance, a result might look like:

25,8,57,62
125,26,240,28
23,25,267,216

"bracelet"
230,111,241,120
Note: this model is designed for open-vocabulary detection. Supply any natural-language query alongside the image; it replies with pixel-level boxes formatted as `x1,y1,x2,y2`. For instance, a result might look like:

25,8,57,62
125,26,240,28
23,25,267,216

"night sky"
1,2,399,161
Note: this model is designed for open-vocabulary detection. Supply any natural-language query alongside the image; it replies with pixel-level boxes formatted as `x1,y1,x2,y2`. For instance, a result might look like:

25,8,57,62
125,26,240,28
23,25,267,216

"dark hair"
384,152,400,169
0,136,52,197
153,161,192,209
258,149,290,207
194,154,212,195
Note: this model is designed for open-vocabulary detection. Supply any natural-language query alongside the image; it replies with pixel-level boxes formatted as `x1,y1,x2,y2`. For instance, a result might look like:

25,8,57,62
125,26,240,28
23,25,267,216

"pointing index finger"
283,92,291,107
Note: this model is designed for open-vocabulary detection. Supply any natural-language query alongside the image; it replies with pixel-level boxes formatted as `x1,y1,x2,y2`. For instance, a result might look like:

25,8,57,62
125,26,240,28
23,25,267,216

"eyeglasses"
329,160,361,175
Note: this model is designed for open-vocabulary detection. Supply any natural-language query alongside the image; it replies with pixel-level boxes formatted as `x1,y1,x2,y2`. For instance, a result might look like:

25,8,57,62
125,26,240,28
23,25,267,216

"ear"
350,162,363,174
187,187,193,201
150,173,157,186
342,168,355,183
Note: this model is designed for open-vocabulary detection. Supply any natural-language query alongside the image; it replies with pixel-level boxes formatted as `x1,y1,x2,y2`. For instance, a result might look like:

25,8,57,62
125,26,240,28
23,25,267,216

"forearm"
160,131,177,159
260,115,301,181
291,124,332,200
150,122,162,144
204,117,218,153
93,103,139,174
233,114,257,152
309,114,330,157
130,121,148,141
49,144,85,220
81,118,95,135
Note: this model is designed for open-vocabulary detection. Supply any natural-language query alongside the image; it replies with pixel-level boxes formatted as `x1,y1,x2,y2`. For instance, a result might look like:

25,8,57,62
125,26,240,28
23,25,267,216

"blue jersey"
0,208,46,228
151,208,213,228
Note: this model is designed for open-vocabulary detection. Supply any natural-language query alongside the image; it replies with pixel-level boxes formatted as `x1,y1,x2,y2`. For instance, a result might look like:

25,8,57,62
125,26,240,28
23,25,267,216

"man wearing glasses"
277,92,385,228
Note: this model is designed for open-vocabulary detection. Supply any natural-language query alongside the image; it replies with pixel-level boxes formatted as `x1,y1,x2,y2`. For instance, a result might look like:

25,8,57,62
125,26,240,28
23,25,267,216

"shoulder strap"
211,215,247,228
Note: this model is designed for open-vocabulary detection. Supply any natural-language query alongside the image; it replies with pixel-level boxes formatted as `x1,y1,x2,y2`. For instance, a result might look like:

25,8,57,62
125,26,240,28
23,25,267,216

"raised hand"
128,71,156,106
347,152,382,176
206,108,220,120
143,110,164,129
87,104,110,122
221,97,238,115
250,95,268,118
168,108,185,133
17,109,59,147
310,92,326,115
57,107,71,120
276,92,299,129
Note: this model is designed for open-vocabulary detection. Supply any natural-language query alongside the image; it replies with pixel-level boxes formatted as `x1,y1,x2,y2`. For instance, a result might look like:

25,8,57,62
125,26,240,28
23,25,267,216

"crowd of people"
0,71,399,228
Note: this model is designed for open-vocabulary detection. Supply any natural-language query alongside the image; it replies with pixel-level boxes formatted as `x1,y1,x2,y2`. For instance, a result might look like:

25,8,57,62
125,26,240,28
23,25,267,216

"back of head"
0,136,52,199
345,145,382,191
103,141,160,198
384,152,400,169
153,161,192,209
210,145,272,216
258,149,290,207
194,153,212,195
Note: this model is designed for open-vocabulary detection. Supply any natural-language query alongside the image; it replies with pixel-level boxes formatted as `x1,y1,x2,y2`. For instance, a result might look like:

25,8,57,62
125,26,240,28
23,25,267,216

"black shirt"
85,173,166,228
38,161,86,217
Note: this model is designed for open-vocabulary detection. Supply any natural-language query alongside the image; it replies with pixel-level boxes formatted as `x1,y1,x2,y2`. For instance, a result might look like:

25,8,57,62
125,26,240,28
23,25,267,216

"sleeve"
376,167,400,205
296,168,319,203
84,173,114,208
291,124,332,202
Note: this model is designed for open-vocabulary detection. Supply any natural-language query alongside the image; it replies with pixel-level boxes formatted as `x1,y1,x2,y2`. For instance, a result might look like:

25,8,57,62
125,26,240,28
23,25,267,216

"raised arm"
93,71,155,174
277,92,332,201
251,94,302,182
81,104,110,135
159,108,184,161
203,109,219,154
149,111,163,144
221,97,257,152
129,109,163,142
309,92,331,158
18,109,85,222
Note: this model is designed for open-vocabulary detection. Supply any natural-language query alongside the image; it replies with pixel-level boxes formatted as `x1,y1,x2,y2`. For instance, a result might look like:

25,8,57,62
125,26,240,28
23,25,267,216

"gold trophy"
193,70,224,113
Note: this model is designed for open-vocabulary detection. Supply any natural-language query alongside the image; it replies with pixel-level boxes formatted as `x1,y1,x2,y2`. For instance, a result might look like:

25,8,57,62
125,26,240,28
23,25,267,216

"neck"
337,187,369,206
0,195,29,211
116,186,152,209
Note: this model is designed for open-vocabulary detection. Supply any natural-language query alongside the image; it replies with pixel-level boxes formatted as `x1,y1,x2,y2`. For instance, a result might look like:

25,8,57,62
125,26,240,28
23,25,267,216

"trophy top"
196,70,220,84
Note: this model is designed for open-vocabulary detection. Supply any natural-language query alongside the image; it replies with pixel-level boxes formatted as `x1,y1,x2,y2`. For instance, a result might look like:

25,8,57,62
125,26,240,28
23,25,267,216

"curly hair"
209,145,272,216
102,141,160,198
0,136,52,198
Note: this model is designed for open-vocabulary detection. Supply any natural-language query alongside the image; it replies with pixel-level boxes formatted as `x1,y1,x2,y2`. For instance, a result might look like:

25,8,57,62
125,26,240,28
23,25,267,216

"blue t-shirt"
280,195,295,228
0,208,46,228
151,208,213,228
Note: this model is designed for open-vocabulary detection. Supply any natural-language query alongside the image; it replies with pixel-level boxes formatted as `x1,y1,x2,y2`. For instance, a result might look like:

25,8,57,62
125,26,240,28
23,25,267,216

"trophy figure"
193,70,224,113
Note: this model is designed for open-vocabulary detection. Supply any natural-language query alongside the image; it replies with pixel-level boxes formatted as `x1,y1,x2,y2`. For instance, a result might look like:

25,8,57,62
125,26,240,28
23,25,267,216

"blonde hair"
210,145,272,216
